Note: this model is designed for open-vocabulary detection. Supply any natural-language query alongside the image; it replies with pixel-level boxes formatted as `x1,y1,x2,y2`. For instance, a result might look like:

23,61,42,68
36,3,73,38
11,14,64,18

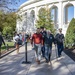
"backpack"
55,33,64,43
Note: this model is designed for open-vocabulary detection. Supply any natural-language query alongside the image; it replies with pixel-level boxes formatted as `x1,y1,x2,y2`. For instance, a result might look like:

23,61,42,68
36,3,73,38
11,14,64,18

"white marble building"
17,0,75,35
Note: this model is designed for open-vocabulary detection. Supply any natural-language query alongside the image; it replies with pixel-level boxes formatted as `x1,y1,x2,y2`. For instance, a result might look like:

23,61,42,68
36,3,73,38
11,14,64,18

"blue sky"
9,0,28,10
68,6,74,21
17,0,28,7
17,0,74,21
51,6,74,21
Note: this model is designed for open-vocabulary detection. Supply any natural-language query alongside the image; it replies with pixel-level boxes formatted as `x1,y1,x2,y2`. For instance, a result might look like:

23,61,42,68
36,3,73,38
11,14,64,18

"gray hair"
47,30,51,33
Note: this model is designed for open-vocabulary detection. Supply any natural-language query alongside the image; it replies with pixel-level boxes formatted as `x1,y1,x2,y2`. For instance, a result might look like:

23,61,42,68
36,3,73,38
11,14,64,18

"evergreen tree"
65,18,75,48
35,7,55,34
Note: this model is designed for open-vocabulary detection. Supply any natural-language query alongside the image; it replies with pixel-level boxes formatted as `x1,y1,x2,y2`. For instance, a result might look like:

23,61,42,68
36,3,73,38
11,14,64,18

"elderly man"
44,30,55,63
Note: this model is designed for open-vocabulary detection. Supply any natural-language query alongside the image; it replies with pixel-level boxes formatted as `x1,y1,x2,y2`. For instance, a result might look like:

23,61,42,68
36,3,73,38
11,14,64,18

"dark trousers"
57,44,64,56
41,45,45,57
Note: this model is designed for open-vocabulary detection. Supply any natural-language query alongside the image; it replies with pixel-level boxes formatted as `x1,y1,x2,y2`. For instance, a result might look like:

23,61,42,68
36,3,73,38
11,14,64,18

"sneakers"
46,59,49,63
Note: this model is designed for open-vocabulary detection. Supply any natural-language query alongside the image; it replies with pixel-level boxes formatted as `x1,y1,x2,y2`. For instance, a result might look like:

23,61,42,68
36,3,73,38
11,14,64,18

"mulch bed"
1,48,15,55
64,47,75,61
0,45,24,58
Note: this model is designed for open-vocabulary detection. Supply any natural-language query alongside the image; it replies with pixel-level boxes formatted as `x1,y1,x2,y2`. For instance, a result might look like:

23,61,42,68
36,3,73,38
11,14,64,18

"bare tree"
0,0,20,12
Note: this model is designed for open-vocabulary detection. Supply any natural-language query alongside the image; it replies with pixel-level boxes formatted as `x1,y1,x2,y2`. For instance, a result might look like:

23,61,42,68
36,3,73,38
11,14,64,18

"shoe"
49,57,51,61
37,60,40,64
58,55,61,57
46,60,49,63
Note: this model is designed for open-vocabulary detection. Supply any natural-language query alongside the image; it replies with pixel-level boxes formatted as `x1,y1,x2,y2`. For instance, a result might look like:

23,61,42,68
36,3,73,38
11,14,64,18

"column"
35,7,38,22
65,7,68,24
26,10,30,32
54,8,57,28
58,1,63,28
24,12,27,31
34,7,38,29
32,11,35,28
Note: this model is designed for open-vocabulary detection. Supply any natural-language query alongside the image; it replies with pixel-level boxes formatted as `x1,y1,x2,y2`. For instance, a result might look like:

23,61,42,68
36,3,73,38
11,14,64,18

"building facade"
17,0,75,35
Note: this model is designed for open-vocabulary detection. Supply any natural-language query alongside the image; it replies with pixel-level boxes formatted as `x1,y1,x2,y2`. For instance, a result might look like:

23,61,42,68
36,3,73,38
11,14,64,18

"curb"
0,45,24,59
0,43,31,59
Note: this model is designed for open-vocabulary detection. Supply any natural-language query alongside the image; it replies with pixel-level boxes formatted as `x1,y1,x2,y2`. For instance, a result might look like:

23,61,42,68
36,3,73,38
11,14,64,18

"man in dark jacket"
55,28,64,57
0,32,5,56
44,30,55,63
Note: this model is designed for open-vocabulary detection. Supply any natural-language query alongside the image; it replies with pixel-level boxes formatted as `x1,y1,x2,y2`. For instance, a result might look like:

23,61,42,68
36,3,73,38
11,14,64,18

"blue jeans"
45,44,52,61
57,44,64,56
41,45,45,57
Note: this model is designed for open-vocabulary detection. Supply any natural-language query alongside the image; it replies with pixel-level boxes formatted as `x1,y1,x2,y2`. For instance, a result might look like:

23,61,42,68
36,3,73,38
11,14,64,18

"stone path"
27,46,75,75
0,44,75,75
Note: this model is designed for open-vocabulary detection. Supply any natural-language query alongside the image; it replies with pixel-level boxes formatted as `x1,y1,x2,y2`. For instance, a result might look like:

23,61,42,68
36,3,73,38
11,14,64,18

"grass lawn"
1,42,15,51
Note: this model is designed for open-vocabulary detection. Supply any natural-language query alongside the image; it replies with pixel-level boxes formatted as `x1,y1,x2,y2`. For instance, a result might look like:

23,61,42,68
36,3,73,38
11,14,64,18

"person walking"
14,32,20,54
44,30,55,63
55,28,64,57
19,33,22,45
31,28,43,64
40,27,47,57
24,32,29,43
0,32,5,56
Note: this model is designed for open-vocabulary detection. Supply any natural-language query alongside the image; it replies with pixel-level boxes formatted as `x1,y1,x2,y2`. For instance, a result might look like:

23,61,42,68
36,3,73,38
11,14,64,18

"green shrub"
65,18,75,48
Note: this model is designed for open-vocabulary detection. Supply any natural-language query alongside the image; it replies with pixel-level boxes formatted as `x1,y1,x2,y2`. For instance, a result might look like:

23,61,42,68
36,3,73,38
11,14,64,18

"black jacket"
40,31,47,44
0,35,5,46
44,34,55,46
55,33,64,45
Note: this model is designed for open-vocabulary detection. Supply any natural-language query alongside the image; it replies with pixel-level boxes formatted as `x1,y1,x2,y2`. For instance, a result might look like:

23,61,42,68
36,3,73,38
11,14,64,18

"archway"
30,10,35,27
50,5,58,29
22,12,27,31
64,3,74,24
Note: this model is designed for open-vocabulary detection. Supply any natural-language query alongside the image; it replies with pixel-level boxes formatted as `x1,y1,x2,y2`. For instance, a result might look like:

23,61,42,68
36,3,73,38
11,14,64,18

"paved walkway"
0,44,75,75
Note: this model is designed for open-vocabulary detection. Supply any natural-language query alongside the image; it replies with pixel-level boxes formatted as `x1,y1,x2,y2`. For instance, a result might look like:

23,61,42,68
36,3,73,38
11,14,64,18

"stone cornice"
19,0,42,10
18,0,75,12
